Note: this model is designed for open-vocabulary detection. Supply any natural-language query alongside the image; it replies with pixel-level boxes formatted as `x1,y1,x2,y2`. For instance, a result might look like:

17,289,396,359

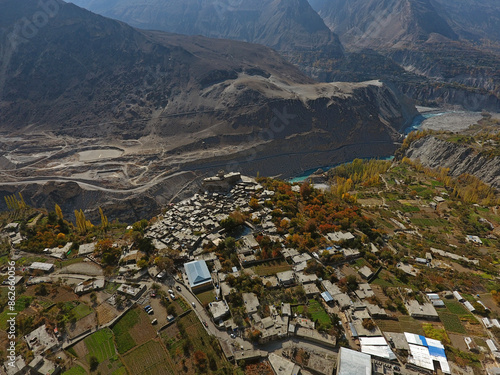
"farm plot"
84,329,115,362
163,312,227,374
96,302,119,325
0,296,33,329
62,365,87,375
73,303,93,320
398,316,425,335
84,328,126,375
438,312,467,334
444,300,471,315
128,309,157,346
112,309,139,354
294,300,331,328
253,260,292,276
122,340,175,375
374,319,404,333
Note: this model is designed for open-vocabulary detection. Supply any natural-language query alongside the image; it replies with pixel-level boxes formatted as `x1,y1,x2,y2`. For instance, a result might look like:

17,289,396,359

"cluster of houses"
145,173,266,255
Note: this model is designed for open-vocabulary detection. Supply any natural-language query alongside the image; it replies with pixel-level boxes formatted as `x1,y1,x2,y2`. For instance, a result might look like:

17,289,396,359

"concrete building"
77,242,96,256
242,293,260,315
356,283,375,299
184,260,212,291
358,266,373,280
276,270,295,287
303,283,320,297
327,232,355,242
268,353,301,375
117,283,146,298
296,327,336,347
74,279,105,295
24,325,58,355
406,300,439,320
4,355,27,375
28,262,54,273
28,355,61,375
209,301,230,322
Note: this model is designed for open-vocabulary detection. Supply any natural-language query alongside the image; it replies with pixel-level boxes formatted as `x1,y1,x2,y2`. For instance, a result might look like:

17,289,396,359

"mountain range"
0,0,415,221
67,0,344,59
67,0,500,111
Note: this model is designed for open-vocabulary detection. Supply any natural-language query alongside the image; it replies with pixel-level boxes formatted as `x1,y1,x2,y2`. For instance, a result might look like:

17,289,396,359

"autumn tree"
99,207,109,230
74,209,92,234
55,204,63,220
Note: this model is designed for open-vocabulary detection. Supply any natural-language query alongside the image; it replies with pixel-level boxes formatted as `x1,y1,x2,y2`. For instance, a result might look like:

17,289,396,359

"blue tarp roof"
428,345,446,358
184,260,211,287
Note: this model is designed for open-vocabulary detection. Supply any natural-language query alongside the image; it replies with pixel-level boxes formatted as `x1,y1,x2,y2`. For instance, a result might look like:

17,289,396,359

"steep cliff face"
405,136,500,188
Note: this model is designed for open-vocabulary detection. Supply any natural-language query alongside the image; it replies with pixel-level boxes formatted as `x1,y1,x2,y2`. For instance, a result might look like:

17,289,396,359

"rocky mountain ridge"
404,136,500,189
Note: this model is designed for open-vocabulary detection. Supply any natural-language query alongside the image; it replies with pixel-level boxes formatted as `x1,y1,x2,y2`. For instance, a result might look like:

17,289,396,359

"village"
1,161,500,375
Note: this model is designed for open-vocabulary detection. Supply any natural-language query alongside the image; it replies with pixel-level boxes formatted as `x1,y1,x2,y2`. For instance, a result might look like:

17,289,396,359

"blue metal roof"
428,345,446,358
184,260,211,287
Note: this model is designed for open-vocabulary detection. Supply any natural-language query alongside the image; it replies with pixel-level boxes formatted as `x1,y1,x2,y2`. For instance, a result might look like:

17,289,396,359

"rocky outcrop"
405,136,500,188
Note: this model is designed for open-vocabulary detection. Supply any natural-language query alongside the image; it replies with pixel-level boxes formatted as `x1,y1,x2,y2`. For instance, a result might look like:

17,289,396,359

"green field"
308,299,331,327
63,365,87,375
74,303,93,320
253,260,292,276
195,290,216,305
438,312,467,334
295,299,331,328
0,295,33,329
112,309,139,354
84,329,116,362
111,367,128,375
444,300,471,316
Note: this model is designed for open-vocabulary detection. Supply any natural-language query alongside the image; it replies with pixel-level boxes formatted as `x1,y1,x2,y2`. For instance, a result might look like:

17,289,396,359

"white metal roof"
337,347,371,375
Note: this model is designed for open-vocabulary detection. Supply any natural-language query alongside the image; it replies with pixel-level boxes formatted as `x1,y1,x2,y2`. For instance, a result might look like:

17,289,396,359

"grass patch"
112,308,139,354
73,303,93,320
63,366,87,375
308,299,331,328
253,260,292,276
195,290,216,305
438,312,467,334
105,282,120,294
84,328,116,362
